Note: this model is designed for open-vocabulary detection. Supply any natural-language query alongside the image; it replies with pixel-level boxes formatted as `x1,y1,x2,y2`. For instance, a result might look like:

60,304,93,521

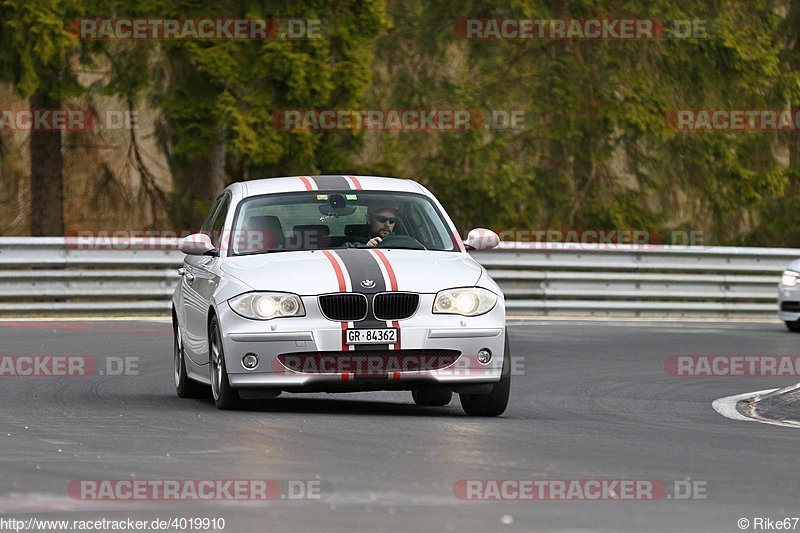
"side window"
200,195,224,236
208,195,231,250
407,202,441,248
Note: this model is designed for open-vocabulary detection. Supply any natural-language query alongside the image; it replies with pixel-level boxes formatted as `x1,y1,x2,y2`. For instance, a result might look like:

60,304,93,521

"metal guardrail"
0,238,794,317
474,243,793,317
0,238,179,314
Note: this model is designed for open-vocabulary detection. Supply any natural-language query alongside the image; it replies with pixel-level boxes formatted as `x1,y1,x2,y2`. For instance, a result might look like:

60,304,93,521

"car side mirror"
179,233,216,255
464,228,500,251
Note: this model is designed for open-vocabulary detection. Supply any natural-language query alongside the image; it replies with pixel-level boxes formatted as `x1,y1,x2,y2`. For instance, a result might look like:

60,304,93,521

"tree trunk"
172,127,227,228
208,125,226,196
29,90,64,236
788,0,800,173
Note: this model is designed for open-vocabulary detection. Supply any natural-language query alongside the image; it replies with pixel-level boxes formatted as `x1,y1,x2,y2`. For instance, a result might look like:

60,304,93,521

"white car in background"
172,175,510,416
779,261,800,331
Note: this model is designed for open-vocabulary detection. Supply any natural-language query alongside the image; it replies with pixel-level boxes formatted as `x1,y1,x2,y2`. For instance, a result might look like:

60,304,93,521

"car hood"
221,249,483,295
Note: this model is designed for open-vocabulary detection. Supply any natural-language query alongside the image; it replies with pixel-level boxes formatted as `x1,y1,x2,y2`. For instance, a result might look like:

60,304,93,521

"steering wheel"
375,234,427,250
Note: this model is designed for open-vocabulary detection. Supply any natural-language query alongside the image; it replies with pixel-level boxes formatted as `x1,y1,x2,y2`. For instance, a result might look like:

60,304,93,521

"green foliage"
362,0,800,243
0,0,107,98
103,0,388,224
4,0,800,243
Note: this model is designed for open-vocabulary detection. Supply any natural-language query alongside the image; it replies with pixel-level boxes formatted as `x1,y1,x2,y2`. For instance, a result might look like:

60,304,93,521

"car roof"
236,175,426,197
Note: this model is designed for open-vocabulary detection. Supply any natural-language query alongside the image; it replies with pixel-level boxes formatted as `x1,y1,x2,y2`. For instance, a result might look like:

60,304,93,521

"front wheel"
785,320,800,332
174,326,207,399
460,331,511,417
209,317,241,410
412,388,453,406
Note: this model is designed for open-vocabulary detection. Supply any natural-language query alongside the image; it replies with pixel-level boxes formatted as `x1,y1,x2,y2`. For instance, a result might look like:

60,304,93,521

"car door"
183,193,230,365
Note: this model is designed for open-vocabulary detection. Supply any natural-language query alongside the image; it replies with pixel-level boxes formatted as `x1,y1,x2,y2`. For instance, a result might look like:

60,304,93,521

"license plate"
345,328,397,345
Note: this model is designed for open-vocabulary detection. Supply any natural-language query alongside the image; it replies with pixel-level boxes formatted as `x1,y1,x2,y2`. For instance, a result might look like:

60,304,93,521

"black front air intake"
781,301,800,313
373,292,419,320
319,293,368,321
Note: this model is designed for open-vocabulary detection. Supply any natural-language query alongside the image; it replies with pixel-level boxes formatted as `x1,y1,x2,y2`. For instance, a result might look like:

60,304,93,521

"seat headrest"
288,224,330,250
292,224,330,237
239,215,284,252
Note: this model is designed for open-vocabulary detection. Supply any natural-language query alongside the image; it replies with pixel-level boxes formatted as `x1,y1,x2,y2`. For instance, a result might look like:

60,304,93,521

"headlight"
229,292,305,320
782,270,800,287
433,287,498,316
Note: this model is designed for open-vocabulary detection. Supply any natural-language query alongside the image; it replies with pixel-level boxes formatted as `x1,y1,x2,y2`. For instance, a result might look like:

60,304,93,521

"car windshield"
229,191,457,255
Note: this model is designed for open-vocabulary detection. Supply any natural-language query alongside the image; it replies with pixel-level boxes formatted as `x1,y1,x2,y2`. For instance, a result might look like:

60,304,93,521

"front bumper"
217,294,506,390
778,284,800,321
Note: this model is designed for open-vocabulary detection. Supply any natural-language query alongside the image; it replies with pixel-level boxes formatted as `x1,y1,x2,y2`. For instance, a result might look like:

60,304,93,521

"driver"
364,207,398,247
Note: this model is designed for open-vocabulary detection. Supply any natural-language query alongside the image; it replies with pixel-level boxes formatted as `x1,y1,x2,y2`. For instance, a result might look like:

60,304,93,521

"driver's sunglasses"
371,215,397,224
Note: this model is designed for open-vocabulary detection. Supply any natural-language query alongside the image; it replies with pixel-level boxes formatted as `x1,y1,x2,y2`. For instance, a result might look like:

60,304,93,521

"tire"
412,388,453,406
174,326,207,399
460,331,511,417
785,320,800,332
209,317,242,410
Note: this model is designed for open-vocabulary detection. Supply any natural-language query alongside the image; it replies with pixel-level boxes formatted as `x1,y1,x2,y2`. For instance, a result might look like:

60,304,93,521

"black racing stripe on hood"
332,249,389,351
311,175,350,190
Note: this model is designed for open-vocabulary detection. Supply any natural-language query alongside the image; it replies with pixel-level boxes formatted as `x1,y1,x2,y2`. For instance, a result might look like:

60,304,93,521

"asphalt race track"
0,319,798,532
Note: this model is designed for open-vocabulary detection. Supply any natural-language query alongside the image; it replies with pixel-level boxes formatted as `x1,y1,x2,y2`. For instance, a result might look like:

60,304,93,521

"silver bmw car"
172,175,509,416
779,261,800,331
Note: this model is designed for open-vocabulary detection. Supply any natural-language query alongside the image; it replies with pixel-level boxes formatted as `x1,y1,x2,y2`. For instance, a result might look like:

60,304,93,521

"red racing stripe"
371,249,402,350
371,249,397,291
348,175,363,190
340,321,349,351
392,320,401,350
299,176,313,191
322,250,346,291
322,250,351,351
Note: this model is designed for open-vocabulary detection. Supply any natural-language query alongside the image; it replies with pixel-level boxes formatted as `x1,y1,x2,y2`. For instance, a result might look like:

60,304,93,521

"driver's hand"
367,237,382,247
